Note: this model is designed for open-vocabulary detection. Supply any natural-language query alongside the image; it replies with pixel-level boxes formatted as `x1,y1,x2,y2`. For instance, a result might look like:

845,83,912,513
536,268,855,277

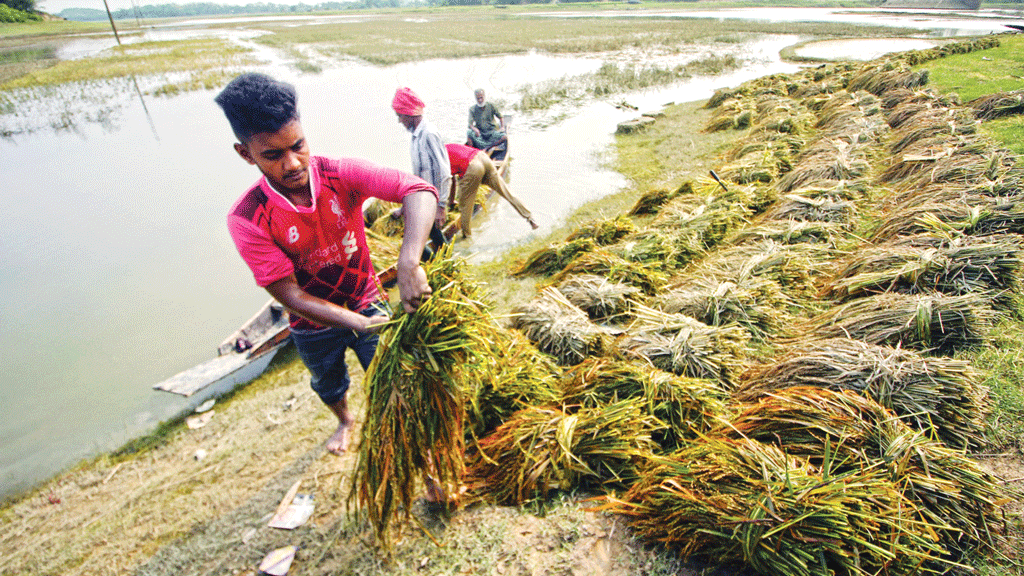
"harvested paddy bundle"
878,140,1013,189
786,178,868,201
726,219,848,246
890,175,1024,208
365,228,401,271
845,60,929,97
465,329,563,440
650,190,751,251
722,387,1006,557
510,286,612,366
556,274,639,321
868,199,1024,242
761,193,856,226
705,85,747,109
688,239,836,298
823,233,1023,302
361,197,393,227
750,96,816,135
887,108,978,155
627,180,692,216
510,237,597,277
723,132,803,165
652,276,786,341
798,292,997,354
968,89,1024,121
610,227,705,272
776,136,871,192
368,207,405,237
607,436,945,575
704,99,755,132
896,36,1000,67
736,337,988,450
464,401,663,505
618,304,750,388
559,358,728,449
550,248,667,296
353,250,493,547
565,214,636,245
814,90,882,129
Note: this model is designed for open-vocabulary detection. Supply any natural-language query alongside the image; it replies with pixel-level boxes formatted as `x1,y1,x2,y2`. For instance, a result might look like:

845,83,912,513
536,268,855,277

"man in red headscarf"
392,87,451,252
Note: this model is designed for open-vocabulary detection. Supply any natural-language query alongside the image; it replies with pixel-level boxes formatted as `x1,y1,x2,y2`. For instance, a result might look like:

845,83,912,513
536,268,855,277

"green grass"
916,34,1024,103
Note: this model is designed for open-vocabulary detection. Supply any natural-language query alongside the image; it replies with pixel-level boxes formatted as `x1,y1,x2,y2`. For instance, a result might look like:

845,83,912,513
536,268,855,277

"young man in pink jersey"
217,73,437,454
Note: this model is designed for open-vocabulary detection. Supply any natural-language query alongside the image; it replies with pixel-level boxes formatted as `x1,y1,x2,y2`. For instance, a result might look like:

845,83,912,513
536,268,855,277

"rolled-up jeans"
290,302,389,405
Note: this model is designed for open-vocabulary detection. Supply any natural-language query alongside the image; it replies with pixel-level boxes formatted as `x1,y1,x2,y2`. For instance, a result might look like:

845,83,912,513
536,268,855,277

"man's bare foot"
326,422,351,455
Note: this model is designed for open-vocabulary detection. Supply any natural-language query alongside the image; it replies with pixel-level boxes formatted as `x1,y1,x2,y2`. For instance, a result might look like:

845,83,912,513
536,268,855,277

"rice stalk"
556,274,640,321
510,237,597,277
628,181,691,216
549,248,667,296
565,214,636,245
510,286,612,366
762,194,856,226
967,89,1024,121
652,276,788,340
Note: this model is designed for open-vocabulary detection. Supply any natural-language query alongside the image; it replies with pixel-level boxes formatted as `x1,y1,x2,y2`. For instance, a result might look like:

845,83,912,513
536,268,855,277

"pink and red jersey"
445,143,482,178
227,155,437,331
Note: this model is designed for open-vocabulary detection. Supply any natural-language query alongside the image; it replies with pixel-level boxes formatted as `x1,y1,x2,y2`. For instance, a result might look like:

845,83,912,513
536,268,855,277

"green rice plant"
617,304,750,389
556,274,639,321
736,337,988,450
846,60,929,97
776,135,871,192
762,193,856,227
686,239,837,300
464,401,663,506
510,237,597,278
722,387,1008,558
606,435,947,575
352,249,493,548
510,286,612,367
651,190,751,252
609,227,705,273
559,358,727,449
727,219,848,246
627,181,692,216
798,292,998,354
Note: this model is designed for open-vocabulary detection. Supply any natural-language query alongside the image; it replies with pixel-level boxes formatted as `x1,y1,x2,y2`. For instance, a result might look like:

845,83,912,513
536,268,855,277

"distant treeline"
1,0,41,22
57,0,622,22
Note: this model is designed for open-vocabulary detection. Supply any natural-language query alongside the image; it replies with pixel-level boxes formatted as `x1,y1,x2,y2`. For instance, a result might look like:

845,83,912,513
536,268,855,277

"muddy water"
0,5,1013,498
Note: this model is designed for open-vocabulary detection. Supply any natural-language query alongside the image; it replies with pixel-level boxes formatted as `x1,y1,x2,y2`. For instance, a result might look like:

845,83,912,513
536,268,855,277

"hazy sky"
38,0,309,15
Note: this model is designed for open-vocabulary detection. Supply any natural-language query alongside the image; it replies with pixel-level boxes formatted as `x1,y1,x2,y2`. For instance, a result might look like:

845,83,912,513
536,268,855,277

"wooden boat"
153,155,510,406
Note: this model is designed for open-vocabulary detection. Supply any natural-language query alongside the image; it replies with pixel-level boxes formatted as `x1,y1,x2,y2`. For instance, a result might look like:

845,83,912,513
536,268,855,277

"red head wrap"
392,87,425,116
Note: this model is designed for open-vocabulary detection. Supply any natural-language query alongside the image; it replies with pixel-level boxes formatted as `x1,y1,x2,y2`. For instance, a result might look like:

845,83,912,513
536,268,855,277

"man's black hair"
215,73,299,143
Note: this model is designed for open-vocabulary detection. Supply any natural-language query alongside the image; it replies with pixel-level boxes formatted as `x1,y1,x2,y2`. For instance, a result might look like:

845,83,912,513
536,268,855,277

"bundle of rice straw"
559,358,727,449
798,292,997,354
511,286,612,366
653,276,786,341
610,228,704,272
968,89,1024,121
890,177,1024,208
556,274,639,321
362,198,393,227
687,239,835,299
510,237,597,277
823,233,1023,303
887,108,978,155
878,141,1014,190
465,328,563,440
628,181,691,216
617,304,750,389
896,36,999,66
785,178,868,201
845,60,929,96
368,207,406,237
721,387,1006,557
704,98,755,132
352,249,494,547
464,401,663,505
604,436,946,575
549,248,667,296
651,192,751,252
869,200,1024,244
761,193,856,227
365,227,401,272
736,337,988,450
565,214,636,245
776,136,871,192
727,219,848,246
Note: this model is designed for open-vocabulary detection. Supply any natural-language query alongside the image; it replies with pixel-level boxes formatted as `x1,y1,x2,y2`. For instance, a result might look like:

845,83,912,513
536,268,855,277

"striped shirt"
409,118,452,206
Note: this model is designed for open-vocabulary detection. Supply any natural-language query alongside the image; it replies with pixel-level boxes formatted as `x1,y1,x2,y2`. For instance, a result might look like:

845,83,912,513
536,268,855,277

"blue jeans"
290,303,388,406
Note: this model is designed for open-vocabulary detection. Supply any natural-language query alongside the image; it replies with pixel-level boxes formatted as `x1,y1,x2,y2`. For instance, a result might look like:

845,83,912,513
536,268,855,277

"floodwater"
0,8,1017,500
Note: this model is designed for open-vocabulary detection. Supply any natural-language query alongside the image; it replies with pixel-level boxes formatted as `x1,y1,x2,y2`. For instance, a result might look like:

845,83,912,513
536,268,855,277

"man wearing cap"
392,87,451,251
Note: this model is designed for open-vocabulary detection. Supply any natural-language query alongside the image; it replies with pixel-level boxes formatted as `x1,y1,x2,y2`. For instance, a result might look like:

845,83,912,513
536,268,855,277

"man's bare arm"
397,190,436,312
265,275,386,332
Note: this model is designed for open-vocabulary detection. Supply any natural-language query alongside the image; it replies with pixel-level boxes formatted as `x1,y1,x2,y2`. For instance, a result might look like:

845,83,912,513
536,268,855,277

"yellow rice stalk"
887,107,978,154
610,227,705,272
736,337,988,450
685,239,836,299
556,274,639,321
627,181,692,216
777,136,871,192
549,248,667,296
617,304,750,389
846,61,929,96
353,248,494,548
464,401,663,506
605,436,947,575
761,194,856,226
368,206,406,237
652,276,788,341
559,358,728,449
510,286,612,366
727,219,848,246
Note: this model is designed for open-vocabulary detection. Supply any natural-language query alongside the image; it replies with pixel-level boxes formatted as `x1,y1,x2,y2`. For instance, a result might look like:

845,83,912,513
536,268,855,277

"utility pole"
103,0,121,45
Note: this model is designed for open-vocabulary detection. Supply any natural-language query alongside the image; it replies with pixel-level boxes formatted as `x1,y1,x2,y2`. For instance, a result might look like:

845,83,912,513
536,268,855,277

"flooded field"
1,6,1018,500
